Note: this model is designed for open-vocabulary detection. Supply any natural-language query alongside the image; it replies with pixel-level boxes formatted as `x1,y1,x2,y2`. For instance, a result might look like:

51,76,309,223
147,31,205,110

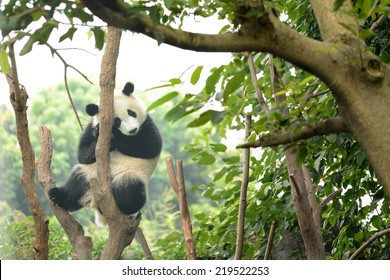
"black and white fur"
49,82,162,225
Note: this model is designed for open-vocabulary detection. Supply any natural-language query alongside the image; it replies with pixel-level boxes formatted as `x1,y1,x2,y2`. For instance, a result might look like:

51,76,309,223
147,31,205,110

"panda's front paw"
92,124,99,138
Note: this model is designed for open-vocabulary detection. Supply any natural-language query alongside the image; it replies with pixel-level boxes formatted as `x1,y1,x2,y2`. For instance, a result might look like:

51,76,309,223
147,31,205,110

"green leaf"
149,6,161,24
360,0,372,19
333,0,346,11
187,110,211,128
92,27,105,50
147,91,179,111
356,151,366,166
190,66,203,85
339,22,357,35
326,134,337,143
153,30,165,45
198,152,216,165
20,20,58,55
210,143,227,153
354,231,364,242
169,78,182,85
36,20,58,44
298,74,315,86
0,49,10,74
224,72,245,96
210,110,227,124
205,66,224,94
371,215,382,229
296,146,308,166
359,28,375,40
19,37,35,56
222,156,240,164
59,27,77,42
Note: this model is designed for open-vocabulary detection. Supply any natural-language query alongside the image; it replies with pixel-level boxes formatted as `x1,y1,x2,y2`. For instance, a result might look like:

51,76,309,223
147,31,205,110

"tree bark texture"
82,0,390,197
235,115,251,260
6,44,49,260
270,55,324,259
166,157,197,260
92,26,140,260
37,126,92,259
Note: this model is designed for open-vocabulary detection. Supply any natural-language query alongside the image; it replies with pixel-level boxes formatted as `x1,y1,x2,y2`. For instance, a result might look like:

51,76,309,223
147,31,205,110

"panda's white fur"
48,82,162,226
77,151,159,225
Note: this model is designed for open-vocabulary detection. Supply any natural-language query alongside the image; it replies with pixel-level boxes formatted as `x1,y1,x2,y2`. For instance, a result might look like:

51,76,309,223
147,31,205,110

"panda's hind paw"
48,188,67,208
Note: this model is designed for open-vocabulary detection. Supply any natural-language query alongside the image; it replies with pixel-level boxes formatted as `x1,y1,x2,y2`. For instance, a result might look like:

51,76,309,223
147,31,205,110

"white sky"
0,16,231,104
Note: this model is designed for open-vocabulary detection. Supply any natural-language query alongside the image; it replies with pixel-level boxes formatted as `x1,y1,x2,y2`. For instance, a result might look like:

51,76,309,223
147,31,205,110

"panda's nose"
129,128,138,134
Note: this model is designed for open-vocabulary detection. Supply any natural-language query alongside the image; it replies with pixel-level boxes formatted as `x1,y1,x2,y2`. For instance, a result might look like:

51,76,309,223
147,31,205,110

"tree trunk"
6,44,49,260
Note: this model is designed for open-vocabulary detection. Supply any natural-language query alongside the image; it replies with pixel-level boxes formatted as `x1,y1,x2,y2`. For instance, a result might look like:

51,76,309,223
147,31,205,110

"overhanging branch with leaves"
237,116,349,149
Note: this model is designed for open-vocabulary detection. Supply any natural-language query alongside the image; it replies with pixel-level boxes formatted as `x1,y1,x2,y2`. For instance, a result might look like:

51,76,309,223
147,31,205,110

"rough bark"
6,44,49,260
166,157,196,260
235,115,251,260
37,126,92,259
81,0,390,197
92,26,140,260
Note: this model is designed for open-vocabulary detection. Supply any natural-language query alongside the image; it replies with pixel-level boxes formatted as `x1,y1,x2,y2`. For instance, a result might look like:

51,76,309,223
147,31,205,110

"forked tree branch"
237,116,349,149
6,43,49,260
92,26,140,260
36,126,92,259
166,157,196,260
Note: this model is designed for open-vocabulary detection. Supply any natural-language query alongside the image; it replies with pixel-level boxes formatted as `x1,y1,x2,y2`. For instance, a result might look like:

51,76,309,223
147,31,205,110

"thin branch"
136,228,153,260
248,53,269,112
320,189,343,210
45,42,93,131
370,14,387,31
165,157,197,260
36,126,92,259
349,228,390,260
264,220,277,260
235,114,251,260
237,116,349,148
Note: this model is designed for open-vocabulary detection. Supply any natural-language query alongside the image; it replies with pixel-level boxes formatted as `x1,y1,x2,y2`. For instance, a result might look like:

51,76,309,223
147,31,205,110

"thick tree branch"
237,116,349,149
36,126,92,259
92,26,140,260
310,0,355,41
81,0,331,79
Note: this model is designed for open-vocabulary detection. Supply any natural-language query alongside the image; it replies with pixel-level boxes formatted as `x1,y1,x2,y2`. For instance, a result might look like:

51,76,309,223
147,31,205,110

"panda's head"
86,82,147,136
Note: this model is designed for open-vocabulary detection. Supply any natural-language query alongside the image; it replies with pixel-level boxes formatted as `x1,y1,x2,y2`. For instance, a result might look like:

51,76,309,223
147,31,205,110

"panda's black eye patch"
127,109,137,118
114,117,121,128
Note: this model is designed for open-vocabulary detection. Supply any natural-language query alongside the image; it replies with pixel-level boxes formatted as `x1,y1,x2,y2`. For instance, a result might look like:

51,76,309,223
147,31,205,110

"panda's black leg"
111,179,146,215
78,123,99,164
48,167,89,212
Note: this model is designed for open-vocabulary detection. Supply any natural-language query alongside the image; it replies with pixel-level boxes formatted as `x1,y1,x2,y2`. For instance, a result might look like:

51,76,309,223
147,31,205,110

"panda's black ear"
86,104,99,116
122,82,134,96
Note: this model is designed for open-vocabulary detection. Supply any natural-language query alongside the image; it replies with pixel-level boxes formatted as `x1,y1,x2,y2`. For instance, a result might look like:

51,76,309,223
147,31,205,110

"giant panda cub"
49,82,162,225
